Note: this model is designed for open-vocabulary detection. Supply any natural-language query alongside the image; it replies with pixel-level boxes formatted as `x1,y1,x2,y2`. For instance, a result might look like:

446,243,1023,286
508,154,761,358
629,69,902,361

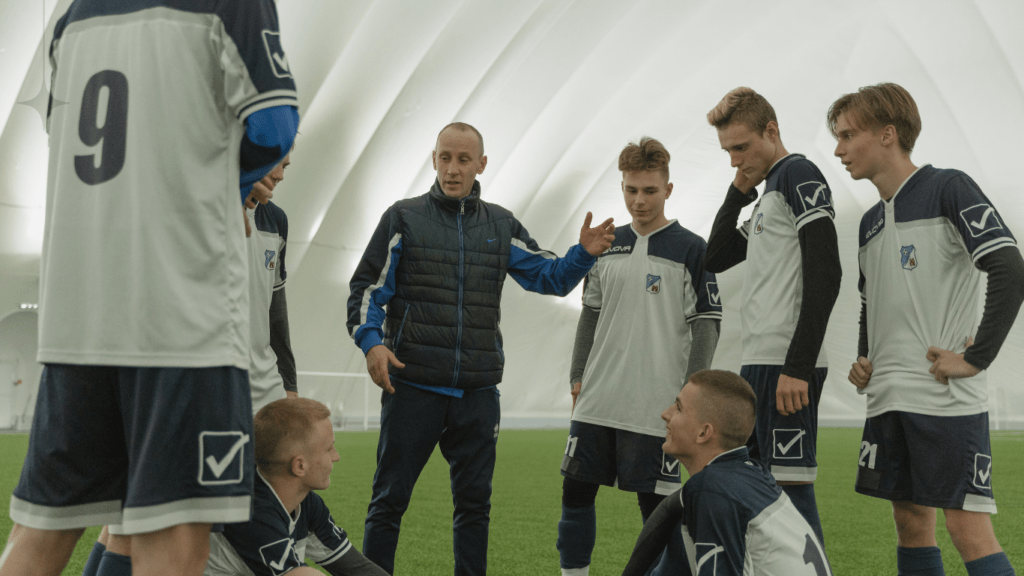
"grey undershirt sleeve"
685,319,720,383
321,547,390,576
569,306,600,386
269,287,297,393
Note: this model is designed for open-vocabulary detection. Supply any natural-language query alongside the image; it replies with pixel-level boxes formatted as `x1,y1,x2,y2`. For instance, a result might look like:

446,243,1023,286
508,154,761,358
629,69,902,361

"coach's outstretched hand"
580,212,616,257
366,344,405,394
776,374,809,416
848,356,873,389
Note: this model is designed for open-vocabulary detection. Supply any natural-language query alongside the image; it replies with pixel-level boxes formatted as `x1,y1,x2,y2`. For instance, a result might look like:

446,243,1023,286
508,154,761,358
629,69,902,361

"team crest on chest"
900,245,917,270
265,250,276,270
754,213,764,234
646,274,661,294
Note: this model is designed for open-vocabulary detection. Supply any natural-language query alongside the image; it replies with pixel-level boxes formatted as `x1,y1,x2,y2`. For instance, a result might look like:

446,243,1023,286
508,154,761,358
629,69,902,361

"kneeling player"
622,370,831,576
203,398,387,576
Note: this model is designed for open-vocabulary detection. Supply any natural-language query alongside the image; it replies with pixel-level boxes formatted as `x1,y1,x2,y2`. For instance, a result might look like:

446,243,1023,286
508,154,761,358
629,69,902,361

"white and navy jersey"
573,221,722,437
738,154,834,367
38,0,298,369
680,447,831,576
205,471,352,576
248,201,288,411
858,165,1016,418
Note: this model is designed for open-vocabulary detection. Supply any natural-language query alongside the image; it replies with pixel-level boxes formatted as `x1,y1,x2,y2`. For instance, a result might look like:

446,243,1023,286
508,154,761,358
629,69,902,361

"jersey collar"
885,164,930,206
629,219,678,239
429,179,482,213
257,468,302,528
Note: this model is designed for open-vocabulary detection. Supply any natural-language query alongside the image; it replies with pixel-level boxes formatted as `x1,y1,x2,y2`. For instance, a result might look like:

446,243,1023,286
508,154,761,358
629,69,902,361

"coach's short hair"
707,87,777,135
688,370,756,450
827,83,921,154
254,398,332,477
437,122,485,157
618,137,670,181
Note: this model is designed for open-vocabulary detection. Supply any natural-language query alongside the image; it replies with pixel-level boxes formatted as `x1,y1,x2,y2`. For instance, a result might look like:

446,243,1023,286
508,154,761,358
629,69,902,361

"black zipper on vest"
451,198,466,387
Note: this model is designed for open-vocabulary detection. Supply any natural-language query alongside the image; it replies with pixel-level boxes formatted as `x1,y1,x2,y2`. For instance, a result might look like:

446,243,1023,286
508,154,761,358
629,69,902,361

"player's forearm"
704,184,755,273
685,319,720,383
621,490,683,576
508,243,595,297
569,306,599,384
964,247,1024,370
782,218,842,381
270,287,297,393
858,299,868,359
348,214,403,351
321,548,389,576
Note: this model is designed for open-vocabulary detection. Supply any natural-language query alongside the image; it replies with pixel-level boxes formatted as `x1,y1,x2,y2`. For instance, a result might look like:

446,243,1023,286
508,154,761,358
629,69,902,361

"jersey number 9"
74,70,128,185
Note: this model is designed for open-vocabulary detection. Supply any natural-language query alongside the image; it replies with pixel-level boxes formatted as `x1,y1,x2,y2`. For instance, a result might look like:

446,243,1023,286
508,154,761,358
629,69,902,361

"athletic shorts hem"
112,496,252,535
560,469,615,489
853,488,997,514
770,465,818,482
9,496,122,531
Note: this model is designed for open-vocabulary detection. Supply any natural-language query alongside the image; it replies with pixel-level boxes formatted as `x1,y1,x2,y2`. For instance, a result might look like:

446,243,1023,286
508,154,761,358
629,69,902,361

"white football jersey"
247,201,288,411
737,154,835,367
572,221,722,437
858,165,1016,417
38,1,298,369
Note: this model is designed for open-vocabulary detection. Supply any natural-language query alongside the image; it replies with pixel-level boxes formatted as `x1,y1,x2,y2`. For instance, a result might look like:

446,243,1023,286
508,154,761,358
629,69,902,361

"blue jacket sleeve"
239,105,299,202
507,219,596,296
347,207,403,355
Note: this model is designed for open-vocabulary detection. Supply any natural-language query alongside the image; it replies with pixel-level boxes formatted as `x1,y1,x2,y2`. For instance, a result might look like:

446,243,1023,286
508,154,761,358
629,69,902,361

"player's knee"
943,509,996,546
892,502,936,543
561,477,599,508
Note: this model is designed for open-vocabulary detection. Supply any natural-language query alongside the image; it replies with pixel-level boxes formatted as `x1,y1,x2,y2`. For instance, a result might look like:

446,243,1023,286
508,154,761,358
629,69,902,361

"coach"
347,122,614,576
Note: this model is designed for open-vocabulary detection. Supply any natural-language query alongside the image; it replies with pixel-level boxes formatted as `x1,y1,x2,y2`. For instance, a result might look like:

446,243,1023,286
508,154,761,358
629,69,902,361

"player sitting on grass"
622,370,831,576
203,398,387,576
831,82,1024,576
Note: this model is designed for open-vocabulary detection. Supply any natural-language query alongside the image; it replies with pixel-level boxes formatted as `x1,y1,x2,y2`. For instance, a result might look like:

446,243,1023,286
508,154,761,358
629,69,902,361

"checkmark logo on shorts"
198,431,250,485
974,453,993,489
772,429,805,459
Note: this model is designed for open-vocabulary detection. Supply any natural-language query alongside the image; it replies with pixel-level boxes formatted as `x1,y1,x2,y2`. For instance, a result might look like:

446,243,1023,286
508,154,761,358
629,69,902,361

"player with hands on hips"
830,83,1024,576
702,87,842,548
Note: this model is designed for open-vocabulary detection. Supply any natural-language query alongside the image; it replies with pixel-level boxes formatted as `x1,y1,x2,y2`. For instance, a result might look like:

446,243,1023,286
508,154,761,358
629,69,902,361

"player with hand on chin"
702,87,841,549
831,83,1024,576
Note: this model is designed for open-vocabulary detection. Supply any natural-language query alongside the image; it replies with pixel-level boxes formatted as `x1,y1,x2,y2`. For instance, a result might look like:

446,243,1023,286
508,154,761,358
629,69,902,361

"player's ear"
478,155,487,174
696,422,713,445
290,454,306,478
665,182,673,198
432,150,438,170
880,125,898,148
763,121,780,142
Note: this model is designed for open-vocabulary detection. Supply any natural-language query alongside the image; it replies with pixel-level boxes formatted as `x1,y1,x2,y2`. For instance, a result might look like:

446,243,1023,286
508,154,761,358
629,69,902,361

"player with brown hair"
703,87,842,548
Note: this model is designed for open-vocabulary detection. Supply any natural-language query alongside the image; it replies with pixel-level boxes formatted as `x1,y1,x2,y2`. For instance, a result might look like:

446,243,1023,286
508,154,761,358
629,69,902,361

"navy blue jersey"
206,472,352,575
680,447,831,575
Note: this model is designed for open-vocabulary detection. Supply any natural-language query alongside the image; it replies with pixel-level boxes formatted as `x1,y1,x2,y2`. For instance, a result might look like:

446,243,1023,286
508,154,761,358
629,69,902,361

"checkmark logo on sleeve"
269,540,292,571
775,430,805,455
259,538,297,575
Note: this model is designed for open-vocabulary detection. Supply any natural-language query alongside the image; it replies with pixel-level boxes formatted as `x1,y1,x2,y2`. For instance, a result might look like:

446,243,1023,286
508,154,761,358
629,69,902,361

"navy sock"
82,542,106,576
557,504,596,569
781,484,824,547
965,552,1015,576
96,551,132,576
897,546,945,576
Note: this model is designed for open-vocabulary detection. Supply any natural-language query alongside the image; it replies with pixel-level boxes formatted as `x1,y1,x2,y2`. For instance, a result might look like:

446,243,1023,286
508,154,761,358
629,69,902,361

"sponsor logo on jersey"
198,431,250,485
706,282,720,307
973,453,993,490
646,274,661,294
603,245,632,254
797,181,831,211
865,216,885,240
960,203,1003,237
695,543,724,576
259,537,300,575
262,31,293,79
753,213,764,234
662,452,680,477
900,245,917,270
265,250,276,270
772,429,805,459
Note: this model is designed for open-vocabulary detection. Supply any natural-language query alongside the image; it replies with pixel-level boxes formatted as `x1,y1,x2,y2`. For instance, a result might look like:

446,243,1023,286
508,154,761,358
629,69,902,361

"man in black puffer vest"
348,122,615,576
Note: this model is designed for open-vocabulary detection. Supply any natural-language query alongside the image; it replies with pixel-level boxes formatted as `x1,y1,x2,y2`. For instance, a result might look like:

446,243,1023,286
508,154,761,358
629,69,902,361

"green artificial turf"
1,428,1021,574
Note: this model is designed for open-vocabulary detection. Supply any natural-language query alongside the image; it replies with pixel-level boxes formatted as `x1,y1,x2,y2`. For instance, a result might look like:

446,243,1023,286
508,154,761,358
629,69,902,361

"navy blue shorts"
560,420,681,495
855,411,996,512
10,364,255,534
740,364,826,482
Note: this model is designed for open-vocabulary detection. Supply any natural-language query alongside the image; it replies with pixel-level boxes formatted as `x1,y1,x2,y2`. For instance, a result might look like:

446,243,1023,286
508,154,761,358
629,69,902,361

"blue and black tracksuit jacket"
347,180,595,391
